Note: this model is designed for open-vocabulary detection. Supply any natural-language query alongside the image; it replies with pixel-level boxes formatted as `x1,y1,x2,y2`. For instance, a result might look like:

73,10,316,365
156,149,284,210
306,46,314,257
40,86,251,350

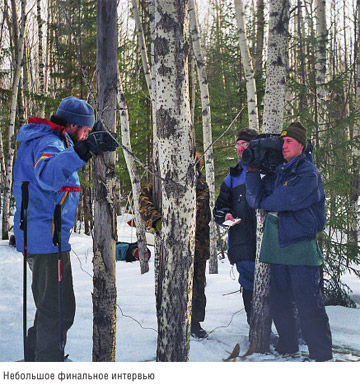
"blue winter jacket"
245,154,325,247
13,118,86,254
213,163,256,263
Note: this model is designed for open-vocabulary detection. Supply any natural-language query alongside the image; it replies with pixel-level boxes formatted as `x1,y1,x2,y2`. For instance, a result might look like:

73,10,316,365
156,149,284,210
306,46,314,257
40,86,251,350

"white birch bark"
2,0,26,240
36,0,46,117
131,0,152,93
249,0,290,354
188,0,217,274
148,0,164,320
315,0,327,150
117,75,149,274
154,0,196,362
234,0,259,130
254,0,265,77
315,0,327,103
133,0,165,294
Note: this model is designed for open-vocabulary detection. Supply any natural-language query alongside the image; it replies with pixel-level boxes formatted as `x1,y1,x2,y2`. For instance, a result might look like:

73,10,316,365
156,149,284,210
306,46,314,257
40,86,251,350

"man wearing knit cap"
13,97,118,361
214,128,258,326
245,122,333,361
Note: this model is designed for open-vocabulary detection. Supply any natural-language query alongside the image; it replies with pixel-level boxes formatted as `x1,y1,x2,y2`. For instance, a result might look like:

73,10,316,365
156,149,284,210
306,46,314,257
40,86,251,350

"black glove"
74,121,119,162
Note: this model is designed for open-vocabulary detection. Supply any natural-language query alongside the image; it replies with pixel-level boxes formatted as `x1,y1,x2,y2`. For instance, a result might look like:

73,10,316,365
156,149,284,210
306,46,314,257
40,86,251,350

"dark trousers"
26,251,76,362
270,264,332,361
192,258,207,323
236,261,255,325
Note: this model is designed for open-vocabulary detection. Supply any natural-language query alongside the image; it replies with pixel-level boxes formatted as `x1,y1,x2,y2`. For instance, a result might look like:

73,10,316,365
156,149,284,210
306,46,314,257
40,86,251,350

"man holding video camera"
214,128,258,325
245,122,332,361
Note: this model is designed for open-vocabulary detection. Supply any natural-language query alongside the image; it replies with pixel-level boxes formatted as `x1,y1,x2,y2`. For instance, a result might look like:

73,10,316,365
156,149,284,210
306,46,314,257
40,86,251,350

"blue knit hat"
56,97,95,127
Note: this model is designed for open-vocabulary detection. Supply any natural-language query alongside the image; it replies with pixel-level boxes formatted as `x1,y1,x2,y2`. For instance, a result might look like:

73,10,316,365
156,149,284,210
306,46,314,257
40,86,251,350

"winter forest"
0,0,359,368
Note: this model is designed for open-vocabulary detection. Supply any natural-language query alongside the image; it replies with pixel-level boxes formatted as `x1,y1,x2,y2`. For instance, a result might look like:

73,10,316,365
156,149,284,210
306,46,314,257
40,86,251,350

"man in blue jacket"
214,128,258,325
245,122,332,361
13,97,118,361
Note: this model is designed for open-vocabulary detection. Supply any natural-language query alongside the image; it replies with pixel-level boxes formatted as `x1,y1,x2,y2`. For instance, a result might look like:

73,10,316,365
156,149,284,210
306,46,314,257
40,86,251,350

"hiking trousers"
192,257,207,323
270,264,332,361
26,251,75,362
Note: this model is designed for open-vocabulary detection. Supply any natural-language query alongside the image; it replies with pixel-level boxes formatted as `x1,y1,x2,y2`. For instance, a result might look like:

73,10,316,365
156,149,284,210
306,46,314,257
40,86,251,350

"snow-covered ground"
0,216,359,388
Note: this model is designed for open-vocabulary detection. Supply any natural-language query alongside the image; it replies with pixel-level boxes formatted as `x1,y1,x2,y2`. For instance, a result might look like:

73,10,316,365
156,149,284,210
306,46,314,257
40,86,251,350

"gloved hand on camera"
75,120,119,162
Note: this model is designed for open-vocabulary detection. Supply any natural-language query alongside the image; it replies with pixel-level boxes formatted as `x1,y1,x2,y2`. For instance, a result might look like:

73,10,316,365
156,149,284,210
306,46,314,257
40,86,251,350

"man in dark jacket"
13,97,118,361
213,128,258,324
245,122,332,361
139,156,211,339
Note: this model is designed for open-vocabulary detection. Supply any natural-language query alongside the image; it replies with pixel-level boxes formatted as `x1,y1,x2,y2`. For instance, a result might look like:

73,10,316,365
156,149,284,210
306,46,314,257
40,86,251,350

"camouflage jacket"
139,172,210,261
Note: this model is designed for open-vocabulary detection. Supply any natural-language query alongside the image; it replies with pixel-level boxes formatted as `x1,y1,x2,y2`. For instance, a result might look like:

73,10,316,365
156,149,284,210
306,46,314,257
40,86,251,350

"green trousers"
26,251,75,362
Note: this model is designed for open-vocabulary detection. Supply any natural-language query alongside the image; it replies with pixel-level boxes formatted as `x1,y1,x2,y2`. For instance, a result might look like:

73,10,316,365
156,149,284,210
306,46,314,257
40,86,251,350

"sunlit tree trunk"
315,0,327,127
249,0,290,354
37,0,46,117
234,0,259,130
153,0,196,362
189,0,217,274
2,0,26,240
117,75,149,274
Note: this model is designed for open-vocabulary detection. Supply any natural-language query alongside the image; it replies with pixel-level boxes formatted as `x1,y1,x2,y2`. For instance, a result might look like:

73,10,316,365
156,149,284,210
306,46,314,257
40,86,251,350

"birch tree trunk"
2,0,26,240
254,0,265,78
249,0,290,354
234,0,259,130
36,0,46,117
132,0,164,285
131,0,152,93
188,0,217,274
149,0,164,320
153,0,196,362
315,0,327,105
92,0,118,362
117,75,149,274
315,0,327,147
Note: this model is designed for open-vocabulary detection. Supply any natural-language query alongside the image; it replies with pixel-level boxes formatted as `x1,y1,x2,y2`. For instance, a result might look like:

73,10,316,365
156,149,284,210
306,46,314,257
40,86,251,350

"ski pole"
20,181,30,361
54,204,64,361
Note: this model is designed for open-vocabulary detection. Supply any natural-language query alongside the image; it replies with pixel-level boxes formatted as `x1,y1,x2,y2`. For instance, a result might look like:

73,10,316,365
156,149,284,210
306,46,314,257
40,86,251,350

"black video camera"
241,134,285,174
241,134,314,174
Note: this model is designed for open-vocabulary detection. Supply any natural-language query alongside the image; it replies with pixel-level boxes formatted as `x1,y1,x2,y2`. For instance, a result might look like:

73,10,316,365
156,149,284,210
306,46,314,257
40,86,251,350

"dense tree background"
0,0,359,308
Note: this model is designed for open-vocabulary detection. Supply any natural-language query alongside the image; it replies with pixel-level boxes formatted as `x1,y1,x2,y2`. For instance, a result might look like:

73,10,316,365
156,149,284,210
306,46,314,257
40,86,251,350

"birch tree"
131,0,164,275
147,0,165,319
249,0,290,354
92,0,118,362
234,0,259,130
188,0,217,274
117,74,149,274
36,0,46,117
254,0,265,78
2,0,26,240
153,0,196,362
315,0,327,132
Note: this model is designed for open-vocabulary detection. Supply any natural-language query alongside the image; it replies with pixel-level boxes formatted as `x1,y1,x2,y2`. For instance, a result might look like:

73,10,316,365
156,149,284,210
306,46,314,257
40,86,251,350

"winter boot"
191,322,208,339
242,289,253,325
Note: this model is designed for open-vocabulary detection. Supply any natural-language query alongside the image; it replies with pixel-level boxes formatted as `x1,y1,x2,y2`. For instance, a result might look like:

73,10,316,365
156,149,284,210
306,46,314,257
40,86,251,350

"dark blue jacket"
245,154,325,247
13,117,86,254
214,163,256,263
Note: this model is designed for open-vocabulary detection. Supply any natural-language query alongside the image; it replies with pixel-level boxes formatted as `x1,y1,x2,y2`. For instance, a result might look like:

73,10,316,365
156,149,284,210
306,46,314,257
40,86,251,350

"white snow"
0,217,359,388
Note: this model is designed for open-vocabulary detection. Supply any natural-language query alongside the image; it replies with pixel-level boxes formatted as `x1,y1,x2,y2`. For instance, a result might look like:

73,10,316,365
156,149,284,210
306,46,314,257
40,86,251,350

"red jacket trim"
28,117,70,148
59,186,81,192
